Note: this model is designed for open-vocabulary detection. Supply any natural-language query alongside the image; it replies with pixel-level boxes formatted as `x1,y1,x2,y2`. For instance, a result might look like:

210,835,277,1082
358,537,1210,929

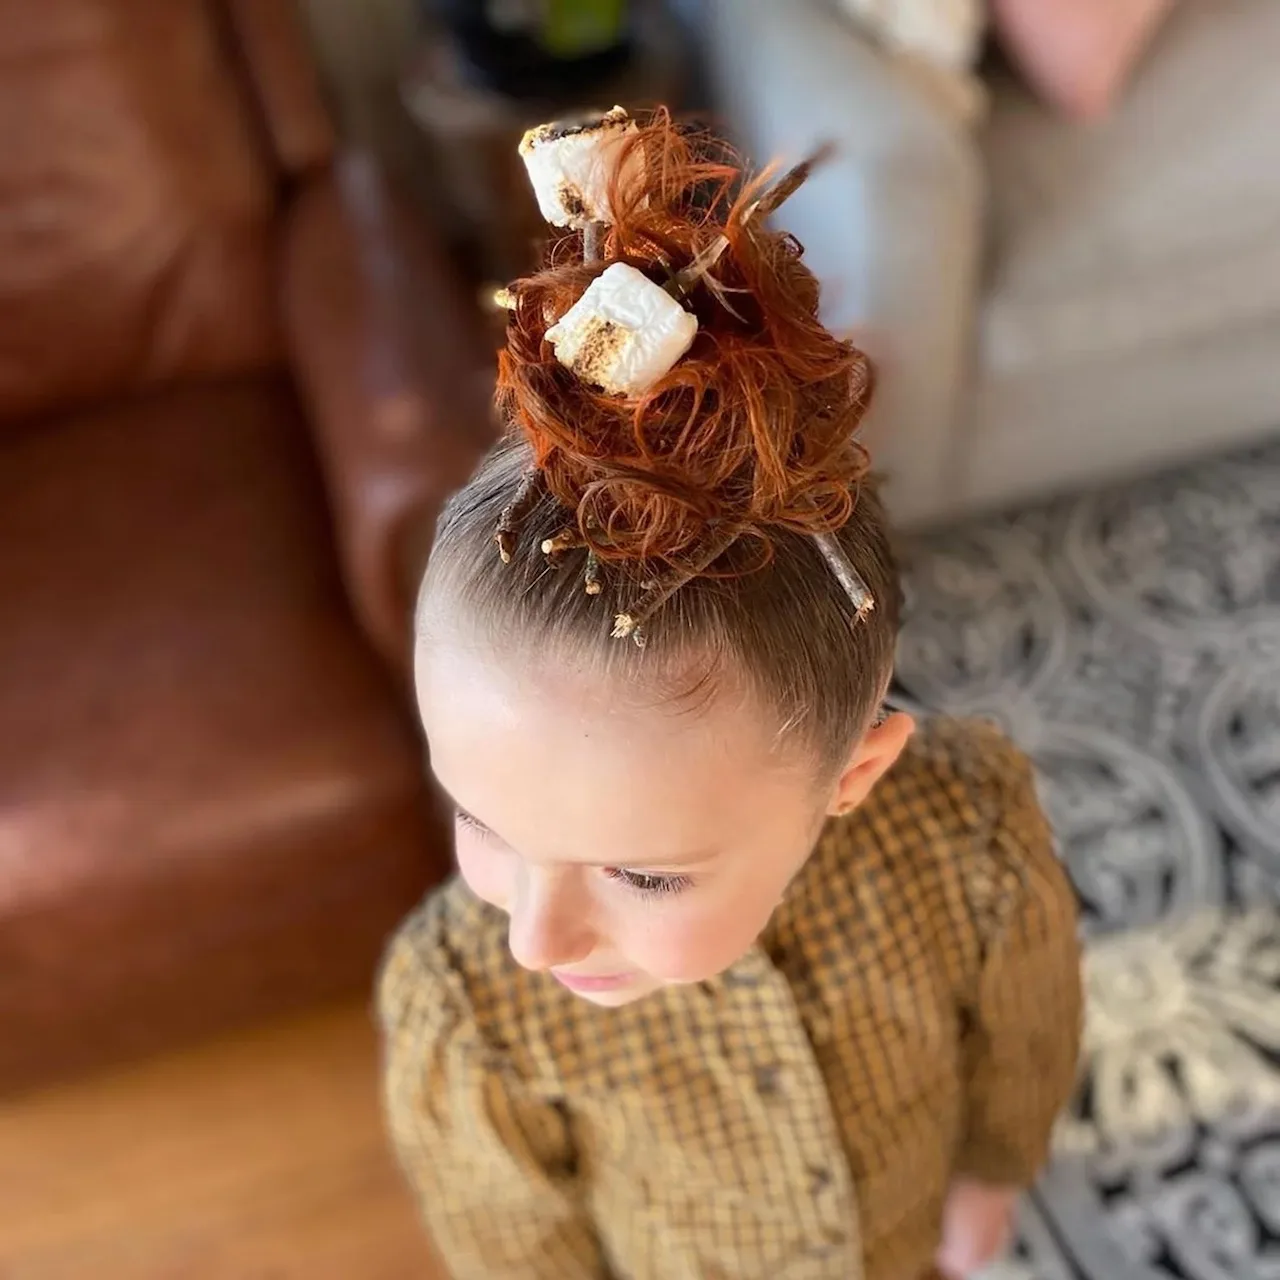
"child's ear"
827,712,915,817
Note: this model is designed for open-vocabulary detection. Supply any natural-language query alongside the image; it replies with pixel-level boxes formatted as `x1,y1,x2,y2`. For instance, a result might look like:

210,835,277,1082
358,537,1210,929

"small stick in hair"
541,528,585,559
582,221,605,264
813,531,876,619
612,527,741,647
672,142,836,300
584,549,603,595
751,141,837,219
495,466,544,564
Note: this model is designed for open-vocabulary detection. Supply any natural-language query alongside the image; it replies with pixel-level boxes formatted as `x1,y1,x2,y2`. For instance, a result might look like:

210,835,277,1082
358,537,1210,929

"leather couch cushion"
0,0,281,426
0,378,445,1091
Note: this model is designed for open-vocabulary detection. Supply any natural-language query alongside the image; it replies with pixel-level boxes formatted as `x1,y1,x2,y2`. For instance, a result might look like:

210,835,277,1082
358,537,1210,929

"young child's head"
416,114,912,1006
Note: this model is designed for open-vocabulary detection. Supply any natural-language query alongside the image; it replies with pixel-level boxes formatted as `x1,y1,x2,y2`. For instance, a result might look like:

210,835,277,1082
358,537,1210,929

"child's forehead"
418,638,813,864
416,622,765,756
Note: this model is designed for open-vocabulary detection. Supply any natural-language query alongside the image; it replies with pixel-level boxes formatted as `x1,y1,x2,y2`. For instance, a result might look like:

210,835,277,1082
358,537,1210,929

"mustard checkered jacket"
379,719,1082,1280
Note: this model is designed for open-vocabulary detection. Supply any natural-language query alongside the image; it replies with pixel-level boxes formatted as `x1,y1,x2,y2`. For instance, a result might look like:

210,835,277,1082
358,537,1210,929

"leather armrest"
282,151,497,676
224,0,336,176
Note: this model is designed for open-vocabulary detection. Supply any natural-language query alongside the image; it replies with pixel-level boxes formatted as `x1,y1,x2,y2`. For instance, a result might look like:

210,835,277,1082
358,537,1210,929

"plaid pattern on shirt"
379,719,1083,1280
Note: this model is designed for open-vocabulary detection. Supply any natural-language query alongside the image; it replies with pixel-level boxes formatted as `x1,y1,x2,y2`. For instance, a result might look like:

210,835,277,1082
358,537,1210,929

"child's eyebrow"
449,794,717,869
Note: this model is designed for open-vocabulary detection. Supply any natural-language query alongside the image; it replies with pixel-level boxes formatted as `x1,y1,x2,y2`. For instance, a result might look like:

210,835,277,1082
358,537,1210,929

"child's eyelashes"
455,810,691,898
454,808,490,837
605,867,693,898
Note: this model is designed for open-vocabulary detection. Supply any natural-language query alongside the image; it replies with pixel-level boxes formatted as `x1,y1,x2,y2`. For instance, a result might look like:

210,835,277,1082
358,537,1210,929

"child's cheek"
455,836,510,911
622,897,763,985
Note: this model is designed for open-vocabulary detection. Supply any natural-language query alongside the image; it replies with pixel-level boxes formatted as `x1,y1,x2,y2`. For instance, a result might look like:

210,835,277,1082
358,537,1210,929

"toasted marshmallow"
518,106,641,229
546,263,698,397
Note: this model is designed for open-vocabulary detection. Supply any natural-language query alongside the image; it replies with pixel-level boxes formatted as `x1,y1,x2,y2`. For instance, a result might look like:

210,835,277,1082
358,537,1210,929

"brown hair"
421,112,900,776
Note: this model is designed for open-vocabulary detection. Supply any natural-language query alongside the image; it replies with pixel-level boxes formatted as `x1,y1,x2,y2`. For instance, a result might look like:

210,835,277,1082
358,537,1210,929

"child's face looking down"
416,624,912,1007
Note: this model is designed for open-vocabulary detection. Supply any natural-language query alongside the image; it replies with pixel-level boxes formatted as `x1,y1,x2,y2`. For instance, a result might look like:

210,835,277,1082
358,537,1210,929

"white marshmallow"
546,263,699,397
518,106,641,229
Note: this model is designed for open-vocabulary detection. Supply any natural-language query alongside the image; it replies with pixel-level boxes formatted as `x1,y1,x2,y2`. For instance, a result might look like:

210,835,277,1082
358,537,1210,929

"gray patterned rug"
894,442,1280,1279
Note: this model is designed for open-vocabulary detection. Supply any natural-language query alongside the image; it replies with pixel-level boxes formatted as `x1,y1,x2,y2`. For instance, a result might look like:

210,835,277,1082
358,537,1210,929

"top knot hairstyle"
500,114,871,558
422,110,902,775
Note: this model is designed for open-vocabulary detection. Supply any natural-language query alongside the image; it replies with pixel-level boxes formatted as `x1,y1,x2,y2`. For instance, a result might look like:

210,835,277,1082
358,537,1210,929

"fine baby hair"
422,109,901,775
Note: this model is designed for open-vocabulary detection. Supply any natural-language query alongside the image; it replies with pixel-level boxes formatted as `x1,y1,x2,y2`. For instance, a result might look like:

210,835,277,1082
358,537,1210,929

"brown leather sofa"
0,0,496,1094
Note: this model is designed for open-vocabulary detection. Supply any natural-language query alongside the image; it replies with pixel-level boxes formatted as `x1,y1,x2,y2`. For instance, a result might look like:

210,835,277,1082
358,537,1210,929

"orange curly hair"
495,110,874,571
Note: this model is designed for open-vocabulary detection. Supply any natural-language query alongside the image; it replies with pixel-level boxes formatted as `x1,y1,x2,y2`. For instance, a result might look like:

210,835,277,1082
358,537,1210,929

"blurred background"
1,1,1278,1277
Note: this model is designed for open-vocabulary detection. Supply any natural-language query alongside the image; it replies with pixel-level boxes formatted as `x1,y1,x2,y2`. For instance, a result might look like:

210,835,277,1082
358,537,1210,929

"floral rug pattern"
895,442,1280,1279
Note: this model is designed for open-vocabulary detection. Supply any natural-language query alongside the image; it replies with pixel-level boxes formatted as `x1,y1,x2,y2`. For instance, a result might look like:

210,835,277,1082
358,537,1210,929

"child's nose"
506,867,595,973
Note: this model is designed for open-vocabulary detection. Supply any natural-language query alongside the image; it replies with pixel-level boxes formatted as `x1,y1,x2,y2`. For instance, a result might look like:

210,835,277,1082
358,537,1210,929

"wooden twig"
813,531,875,619
495,467,545,564
541,528,585,560
584,549,603,595
670,142,836,301
582,221,605,264
612,527,741,647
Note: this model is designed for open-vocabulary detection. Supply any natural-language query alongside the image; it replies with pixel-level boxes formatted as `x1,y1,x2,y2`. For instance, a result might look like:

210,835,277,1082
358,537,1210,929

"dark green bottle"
428,0,634,100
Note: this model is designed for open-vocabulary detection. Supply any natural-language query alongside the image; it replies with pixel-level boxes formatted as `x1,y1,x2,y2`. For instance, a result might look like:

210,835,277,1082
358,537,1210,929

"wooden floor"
0,1005,443,1280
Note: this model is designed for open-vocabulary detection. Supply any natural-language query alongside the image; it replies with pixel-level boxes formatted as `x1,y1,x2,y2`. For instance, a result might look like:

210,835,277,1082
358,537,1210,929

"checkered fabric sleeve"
953,735,1084,1187
377,923,608,1280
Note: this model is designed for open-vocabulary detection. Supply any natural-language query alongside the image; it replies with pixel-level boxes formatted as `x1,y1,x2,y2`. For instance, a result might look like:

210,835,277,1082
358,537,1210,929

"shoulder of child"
376,877,517,1055
849,715,1063,923
861,715,1041,834
888,715,1045,832
899,715,1032,788
901,715,1068,930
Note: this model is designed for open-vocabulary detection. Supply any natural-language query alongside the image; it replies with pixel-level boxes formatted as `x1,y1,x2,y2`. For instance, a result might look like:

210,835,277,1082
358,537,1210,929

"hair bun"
496,111,873,569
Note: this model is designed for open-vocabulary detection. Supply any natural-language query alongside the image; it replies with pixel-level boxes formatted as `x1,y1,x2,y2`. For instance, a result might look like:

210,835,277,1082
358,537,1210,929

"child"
379,111,1081,1280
